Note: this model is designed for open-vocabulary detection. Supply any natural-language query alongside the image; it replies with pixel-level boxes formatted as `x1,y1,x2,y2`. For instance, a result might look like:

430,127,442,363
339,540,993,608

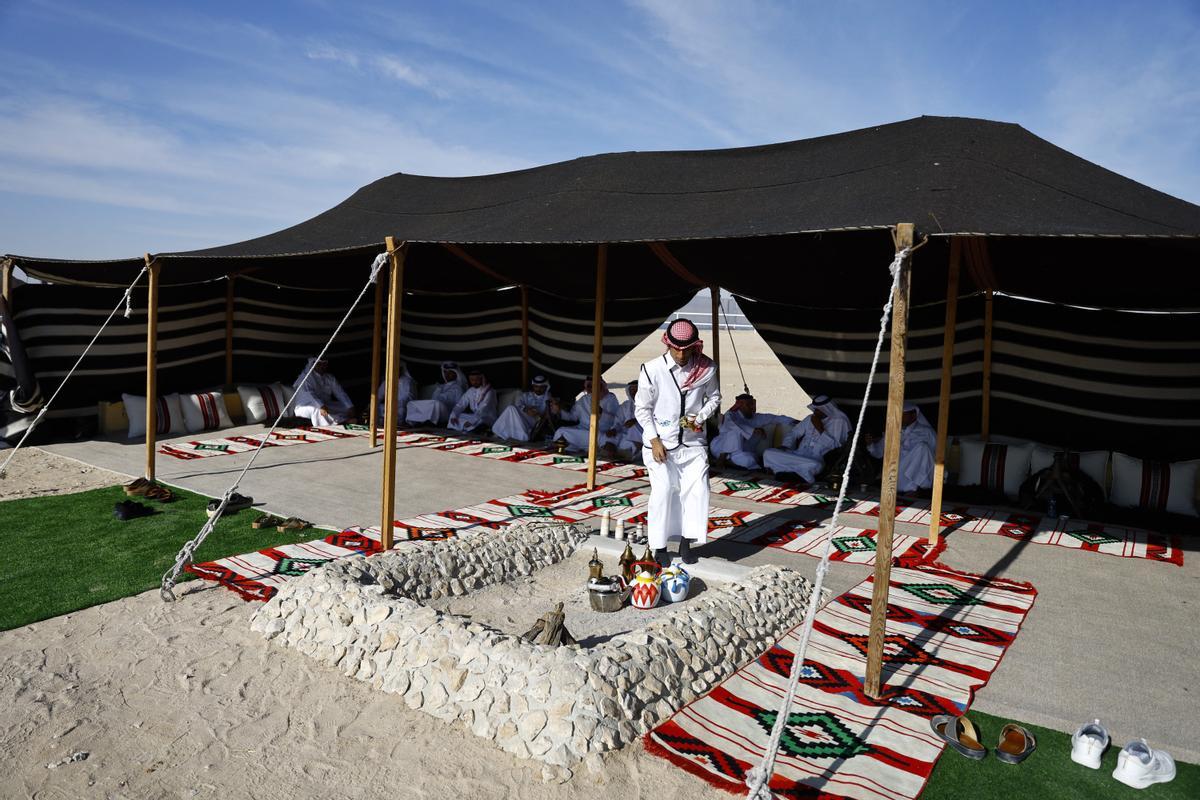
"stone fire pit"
251,521,819,769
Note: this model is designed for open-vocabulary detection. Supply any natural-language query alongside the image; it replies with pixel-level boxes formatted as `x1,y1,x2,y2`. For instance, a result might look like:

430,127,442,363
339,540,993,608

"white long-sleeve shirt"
634,352,721,449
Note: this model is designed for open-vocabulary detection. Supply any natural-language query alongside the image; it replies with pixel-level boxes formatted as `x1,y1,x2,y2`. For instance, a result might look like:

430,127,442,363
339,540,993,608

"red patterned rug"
732,519,946,567
645,562,1037,799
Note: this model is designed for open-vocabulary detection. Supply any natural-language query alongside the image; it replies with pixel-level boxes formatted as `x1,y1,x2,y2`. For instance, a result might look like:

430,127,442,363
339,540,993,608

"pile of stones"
251,521,821,769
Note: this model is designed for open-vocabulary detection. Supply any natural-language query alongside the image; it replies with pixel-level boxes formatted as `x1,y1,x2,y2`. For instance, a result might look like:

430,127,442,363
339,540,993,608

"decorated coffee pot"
618,542,637,582
659,563,691,603
628,560,662,610
588,548,604,580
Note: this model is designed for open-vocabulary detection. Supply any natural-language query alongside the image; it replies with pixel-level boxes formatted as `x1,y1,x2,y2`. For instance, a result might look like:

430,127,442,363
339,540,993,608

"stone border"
251,521,820,768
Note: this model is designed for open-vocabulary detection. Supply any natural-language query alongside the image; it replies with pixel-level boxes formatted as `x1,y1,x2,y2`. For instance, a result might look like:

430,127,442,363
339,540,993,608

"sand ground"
2,329,1197,798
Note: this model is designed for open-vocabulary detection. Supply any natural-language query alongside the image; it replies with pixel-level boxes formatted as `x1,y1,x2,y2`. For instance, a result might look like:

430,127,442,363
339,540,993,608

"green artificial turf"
923,710,1198,799
0,484,320,631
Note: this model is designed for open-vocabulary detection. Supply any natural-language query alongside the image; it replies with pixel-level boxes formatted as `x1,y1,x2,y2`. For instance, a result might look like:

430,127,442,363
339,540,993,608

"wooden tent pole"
864,223,913,699
144,255,161,482
1,260,12,307
710,285,721,384
224,277,235,389
380,237,407,549
368,275,385,447
585,245,608,491
982,288,994,441
520,285,530,388
928,239,961,543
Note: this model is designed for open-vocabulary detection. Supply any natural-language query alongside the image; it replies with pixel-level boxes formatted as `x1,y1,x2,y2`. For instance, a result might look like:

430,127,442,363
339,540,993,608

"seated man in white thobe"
405,361,467,426
553,377,621,454
376,361,417,423
492,375,551,441
614,380,644,460
709,393,796,470
762,394,850,482
291,356,356,426
635,319,720,566
447,370,498,433
865,402,937,493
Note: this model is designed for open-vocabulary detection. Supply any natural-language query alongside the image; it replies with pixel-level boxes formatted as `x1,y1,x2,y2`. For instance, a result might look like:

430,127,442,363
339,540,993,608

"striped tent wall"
5,281,228,423
738,293,1200,461
1,279,689,439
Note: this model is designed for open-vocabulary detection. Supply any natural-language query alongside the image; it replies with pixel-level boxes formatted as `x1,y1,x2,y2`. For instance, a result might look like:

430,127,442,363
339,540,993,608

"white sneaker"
1070,719,1109,769
1113,739,1176,789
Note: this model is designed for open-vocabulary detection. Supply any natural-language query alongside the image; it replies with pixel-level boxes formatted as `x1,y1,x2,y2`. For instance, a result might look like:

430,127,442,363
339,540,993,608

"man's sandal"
124,477,151,496
930,714,988,760
143,485,173,502
252,515,284,530
276,517,312,533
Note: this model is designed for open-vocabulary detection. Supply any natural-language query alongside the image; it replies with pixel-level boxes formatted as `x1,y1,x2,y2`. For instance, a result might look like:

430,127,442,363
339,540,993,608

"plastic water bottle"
1046,496,1058,518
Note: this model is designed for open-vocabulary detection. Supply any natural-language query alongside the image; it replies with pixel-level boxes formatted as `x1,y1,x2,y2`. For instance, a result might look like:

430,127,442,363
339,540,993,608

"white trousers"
895,443,936,493
295,401,354,427
448,412,490,433
405,399,450,426
646,444,710,548
554,426,617,451
762,448,824,482
492,406,535,441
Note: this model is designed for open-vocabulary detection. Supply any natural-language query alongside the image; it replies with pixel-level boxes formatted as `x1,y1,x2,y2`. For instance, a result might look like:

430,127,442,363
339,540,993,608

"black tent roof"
9,115,1200,307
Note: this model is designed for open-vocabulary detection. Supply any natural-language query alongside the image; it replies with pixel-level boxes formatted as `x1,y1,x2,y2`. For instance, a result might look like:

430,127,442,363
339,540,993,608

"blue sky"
1,0,1198,260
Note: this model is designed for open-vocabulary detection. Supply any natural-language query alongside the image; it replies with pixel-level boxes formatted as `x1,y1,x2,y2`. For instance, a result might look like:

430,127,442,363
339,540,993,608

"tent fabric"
9,115,1200,308
0,278,688,439
738,293,1200,460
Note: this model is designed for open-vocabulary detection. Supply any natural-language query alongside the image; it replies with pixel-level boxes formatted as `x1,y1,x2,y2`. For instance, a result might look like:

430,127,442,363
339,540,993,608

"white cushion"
121,393,185,439
1030,445,1110,495
957,440,1033,497
179,390,234,433
236,383,290,424
1110,452,1198,518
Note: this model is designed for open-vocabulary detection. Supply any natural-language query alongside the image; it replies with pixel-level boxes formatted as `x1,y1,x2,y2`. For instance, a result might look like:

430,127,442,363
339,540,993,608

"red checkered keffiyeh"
662,319,712,391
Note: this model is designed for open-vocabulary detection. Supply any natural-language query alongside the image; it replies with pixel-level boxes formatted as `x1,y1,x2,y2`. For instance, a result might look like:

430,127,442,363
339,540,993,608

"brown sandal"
252,515,284,530
276,517,312,533
124,477,151,496
143,485,174,502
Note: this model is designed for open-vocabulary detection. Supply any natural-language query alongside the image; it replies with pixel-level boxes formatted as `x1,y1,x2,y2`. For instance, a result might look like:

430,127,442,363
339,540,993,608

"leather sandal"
143,485,173,502
996,723,1036,764
252,514,284,530
124,477,151,496
930,714,987,760
276,517,312,533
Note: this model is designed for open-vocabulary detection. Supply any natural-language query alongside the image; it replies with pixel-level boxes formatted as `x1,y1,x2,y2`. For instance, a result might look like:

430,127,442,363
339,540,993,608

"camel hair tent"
5,114,1200,696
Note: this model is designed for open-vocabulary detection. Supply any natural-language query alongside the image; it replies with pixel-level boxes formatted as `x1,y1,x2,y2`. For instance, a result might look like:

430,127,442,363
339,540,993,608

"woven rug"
160,423,373,461
710,476,838,508
942,506,1185,566
732,520,946,567
424,437,647,479
645,562,1037,799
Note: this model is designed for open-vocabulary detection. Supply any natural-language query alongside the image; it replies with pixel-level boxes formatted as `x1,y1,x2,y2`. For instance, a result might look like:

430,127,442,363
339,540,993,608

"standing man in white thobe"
448,370,498,433
492,375,551,441
614,380,644,460
554,377,621,453
376,361,417,423
762,394,850,482
710,393,795,470
635,318,721,566
865,402,937,493
291,357,356,426
405,361,467,426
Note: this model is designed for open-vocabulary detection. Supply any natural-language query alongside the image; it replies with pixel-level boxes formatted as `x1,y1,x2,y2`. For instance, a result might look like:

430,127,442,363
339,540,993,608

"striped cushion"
1111,453,1198,517
180,390,233,434
1030,446,1110,495
957,440,1033,497
237,383,289,424
121,393,186,439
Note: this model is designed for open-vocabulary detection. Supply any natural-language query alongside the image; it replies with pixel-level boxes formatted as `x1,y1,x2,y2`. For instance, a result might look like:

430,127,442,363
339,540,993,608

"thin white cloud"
374,54,431,89
306,42,361,70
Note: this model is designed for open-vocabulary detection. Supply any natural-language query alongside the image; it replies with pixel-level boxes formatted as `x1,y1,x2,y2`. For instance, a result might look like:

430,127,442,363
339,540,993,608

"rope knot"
369,252,388,284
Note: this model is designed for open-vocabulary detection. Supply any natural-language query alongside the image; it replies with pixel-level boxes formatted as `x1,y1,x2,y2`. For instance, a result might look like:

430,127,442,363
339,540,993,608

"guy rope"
745,242,913,799
159,252,389,601
0,263,150,479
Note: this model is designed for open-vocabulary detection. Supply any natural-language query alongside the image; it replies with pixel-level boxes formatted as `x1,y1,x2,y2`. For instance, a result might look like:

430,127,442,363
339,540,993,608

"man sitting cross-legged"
492,375,553,442
447,370,498,433
762,394,850,482
709,393,795,470
864,402,936,493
